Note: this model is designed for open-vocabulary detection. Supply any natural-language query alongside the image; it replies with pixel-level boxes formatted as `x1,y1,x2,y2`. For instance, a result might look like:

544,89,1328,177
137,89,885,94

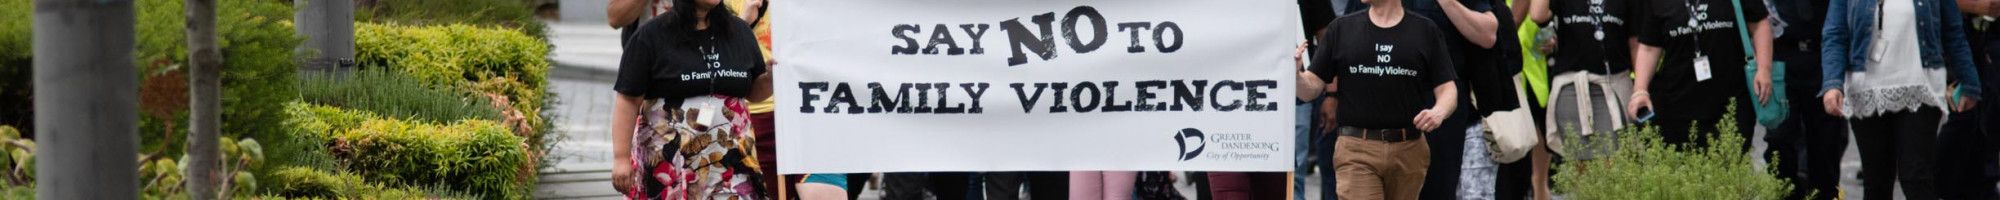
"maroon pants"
1207,172,1288,200
753,112,787,198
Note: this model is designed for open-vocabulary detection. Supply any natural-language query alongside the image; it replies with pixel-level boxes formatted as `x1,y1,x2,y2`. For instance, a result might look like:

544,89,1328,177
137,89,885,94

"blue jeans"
1296,98,1336,200
1295,99,1314,200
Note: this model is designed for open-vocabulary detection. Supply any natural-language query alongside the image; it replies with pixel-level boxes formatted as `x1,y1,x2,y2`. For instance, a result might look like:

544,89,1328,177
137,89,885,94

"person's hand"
612,162,636,195
1985,0,2000,16
1538,36,1557,54
1294,42,1309,71
1822,89,1844,117
1958,96,1980,112
1626,92,1653,120
1413,109,1447,132
1754,67,1773,105
1320,98,1339,134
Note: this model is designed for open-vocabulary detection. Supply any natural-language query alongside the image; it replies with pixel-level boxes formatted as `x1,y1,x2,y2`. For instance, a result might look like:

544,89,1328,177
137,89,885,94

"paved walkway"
534,3,623,197
535,24,623,199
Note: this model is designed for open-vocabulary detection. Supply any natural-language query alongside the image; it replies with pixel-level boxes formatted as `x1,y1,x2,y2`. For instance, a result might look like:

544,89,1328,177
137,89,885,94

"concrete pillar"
295,0,354,72
31,0,140,199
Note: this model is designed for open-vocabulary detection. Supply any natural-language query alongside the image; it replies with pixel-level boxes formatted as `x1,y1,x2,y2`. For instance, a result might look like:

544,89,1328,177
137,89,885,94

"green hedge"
354,22,555,170
1555,107,1793,199
265,166,478,199
283,102,531,199
300,70,503,123
359,0,549,39
354,22,548,92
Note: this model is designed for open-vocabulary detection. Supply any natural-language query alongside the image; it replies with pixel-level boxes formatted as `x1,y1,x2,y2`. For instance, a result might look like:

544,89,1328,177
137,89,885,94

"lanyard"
1685,0,1708,58
1586,0,1614,72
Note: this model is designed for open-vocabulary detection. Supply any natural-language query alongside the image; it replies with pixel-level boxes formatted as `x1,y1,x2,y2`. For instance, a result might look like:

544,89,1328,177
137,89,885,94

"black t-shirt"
1404,0,1493,65
1404,0,1521,116
614,13,768,105
1633,0,1765,119
1549,0,1634,74
1311,12,1459,129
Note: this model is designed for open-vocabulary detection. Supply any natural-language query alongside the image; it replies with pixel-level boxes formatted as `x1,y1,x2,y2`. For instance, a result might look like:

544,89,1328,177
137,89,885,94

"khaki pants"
1334,135,1430,200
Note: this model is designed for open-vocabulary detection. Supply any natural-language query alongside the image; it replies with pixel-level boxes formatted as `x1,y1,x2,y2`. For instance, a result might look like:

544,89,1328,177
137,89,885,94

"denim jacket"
1821,0,1984,99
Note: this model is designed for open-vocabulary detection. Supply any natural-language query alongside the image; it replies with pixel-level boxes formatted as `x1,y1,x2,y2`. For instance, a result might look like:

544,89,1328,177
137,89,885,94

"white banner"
774,0,1301,173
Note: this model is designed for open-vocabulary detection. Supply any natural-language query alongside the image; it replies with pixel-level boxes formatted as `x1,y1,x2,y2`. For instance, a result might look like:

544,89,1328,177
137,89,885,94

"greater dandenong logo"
1173,128,1206,161
1173,128,1278,162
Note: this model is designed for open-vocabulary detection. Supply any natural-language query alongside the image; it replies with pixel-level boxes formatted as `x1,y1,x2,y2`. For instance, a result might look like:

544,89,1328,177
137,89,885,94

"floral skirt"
628,95,766,200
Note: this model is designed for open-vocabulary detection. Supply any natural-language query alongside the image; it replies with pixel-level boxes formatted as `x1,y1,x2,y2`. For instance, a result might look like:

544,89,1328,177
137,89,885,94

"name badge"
1693,56,1713,82
695,102,721,128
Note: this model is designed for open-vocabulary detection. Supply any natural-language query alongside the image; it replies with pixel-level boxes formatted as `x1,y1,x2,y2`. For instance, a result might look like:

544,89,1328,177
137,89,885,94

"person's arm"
739,0,765,23
745,23,775,102
1529,0,1553,25
751,71,774,102
1509,0,1530,23
1821,0,1852,116
1309,28,1343,86
1628,38,1661,119
1417,81,1459,132
1752,18,1775,104
609,33,659,194
1961,0,2000,16
1944,0,1986,111
1441,0,1502,48
752,60,774,103
610,94,641,194
610,0,650,28
1298,42,1327,101
1416,29,1459,132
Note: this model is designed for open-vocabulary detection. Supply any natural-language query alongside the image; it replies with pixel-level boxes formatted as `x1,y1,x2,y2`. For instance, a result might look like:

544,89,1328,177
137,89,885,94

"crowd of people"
598,0,1999,199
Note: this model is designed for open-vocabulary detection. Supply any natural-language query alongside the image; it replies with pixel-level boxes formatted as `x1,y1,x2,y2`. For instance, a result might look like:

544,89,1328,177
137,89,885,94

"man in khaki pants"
1299,0,1461,197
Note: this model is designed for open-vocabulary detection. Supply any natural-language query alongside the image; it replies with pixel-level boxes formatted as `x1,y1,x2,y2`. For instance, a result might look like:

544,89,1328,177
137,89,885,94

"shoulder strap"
1730,0,1756,58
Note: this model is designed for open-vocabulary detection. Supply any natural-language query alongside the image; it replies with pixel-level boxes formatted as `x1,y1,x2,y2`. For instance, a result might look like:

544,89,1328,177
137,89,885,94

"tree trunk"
32,0,139,199
183,0,221,199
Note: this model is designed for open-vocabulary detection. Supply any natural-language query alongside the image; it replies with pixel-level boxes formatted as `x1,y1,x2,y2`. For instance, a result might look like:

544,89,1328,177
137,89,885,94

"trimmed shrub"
300,70,503,123
285,103,531,199
1555,107,1792,199
355,22,556,170
354,22,549,92
357,0,549,38
268,166,364,198
265,166,477,199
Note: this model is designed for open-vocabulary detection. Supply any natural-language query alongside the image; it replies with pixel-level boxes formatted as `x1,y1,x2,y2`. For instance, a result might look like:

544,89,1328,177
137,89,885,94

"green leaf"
237,138,263,167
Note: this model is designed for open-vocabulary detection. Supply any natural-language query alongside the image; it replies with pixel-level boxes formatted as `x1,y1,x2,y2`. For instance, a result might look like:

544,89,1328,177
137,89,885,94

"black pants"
882,172,972,200
1495,94,1555,200
847,173,873,200
1939,103,1999,200
983,172,1066,200
1655,95,1757,151
1315,129,1338,200
1190,172,1212,200
1851,108,1943,200
1419,104,1472,200
1767,89,1847,200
